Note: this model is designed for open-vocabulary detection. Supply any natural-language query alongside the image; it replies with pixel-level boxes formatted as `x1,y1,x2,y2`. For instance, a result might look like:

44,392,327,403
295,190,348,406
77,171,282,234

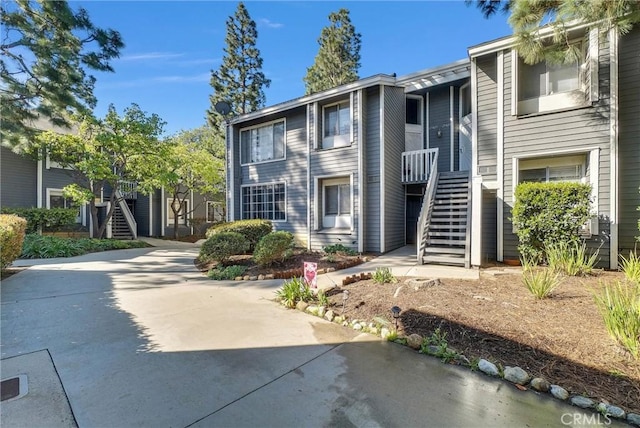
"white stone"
324,310,334,322
530,377,550,392
570,396,595,409
306,305,319,316
317,306,326,318
380,328,391,340
550,385,569,401
503,366,530,385
627,413,640,426
353,323,363,331
478,359,499,376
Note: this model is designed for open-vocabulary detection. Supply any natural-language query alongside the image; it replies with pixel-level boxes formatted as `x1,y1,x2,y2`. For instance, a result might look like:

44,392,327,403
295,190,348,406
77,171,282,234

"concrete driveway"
1,244,607,427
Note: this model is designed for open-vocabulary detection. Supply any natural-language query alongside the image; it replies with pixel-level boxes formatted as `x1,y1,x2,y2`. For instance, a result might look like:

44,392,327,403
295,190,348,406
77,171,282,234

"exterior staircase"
420,171,471,267
112,203,135,240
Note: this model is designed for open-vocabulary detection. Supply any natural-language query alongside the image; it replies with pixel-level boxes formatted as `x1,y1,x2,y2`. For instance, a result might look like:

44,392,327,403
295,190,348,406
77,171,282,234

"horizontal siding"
618,26,640,253
309,91,360,252
238,106,308,244
384,85,406,252
502,37,612,266
476,54,498,181
0,147,37,208
365,86,381,252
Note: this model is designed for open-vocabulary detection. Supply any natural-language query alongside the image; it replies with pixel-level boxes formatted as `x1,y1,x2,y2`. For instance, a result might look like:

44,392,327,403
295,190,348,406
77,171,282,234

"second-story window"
240,120,285,165
322,100,351,149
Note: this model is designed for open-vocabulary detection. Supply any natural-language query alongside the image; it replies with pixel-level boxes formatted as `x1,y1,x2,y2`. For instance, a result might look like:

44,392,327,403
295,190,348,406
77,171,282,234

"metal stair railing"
416,148,439,263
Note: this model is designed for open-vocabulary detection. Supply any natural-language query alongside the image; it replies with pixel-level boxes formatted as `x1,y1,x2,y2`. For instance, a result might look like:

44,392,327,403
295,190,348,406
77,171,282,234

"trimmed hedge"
253,231,294,267
206,219,272,251
200,232,250,265
511,182,592,263
0,207,77,234
0,214,27,270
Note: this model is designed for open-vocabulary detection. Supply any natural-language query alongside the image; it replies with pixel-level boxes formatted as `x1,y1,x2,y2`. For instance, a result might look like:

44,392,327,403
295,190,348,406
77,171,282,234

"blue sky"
79,1,514,136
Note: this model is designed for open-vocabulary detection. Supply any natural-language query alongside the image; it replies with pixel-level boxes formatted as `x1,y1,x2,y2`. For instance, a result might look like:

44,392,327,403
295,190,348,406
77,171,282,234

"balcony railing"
119,181,138,200
402,148,438,184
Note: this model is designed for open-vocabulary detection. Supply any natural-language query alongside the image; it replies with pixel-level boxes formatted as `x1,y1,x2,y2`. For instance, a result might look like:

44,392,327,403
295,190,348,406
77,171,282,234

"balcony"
401,148,438,184
119,181,138,200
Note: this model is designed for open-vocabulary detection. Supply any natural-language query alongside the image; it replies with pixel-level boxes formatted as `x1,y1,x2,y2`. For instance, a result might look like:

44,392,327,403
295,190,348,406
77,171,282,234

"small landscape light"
342,290,349,314
391,306,401,330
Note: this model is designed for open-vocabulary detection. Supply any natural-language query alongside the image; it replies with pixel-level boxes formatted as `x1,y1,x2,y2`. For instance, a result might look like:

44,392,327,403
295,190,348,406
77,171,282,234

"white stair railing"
402,148,438,184
416,148,439,262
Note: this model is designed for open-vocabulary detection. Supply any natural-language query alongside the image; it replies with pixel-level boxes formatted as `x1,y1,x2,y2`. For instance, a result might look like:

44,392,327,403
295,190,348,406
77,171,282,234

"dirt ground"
324,269,640,414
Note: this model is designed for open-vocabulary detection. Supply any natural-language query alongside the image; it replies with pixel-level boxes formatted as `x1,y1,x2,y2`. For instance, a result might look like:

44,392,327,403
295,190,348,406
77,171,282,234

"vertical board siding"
618,27,640,253
453,86,460,170
239,107,308,245
384,86,406,251
427,86,452,172
365,86,381,252
309,92,359,252
501,36,612,265
476,54,498,181
136,194,150,236
482,190,498,263
0,147,37,208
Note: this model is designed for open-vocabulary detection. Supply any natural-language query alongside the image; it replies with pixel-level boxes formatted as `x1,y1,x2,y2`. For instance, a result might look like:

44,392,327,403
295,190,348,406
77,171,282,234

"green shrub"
20,234,149,259
545,241,599,276
1,207,77,234
511,182,592,264
206,219,272,251
593,280,640,359
199,232,249,265
253,231,294,267
275,277,314,309
207,265,247,280
0,214,27,269
522,267,562,299
323,243,357,256
372,267,397,284
620,252,640,284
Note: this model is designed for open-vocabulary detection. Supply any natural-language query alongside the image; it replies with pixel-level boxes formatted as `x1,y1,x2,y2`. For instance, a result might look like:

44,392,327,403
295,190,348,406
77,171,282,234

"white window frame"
320,176,352,230
167,199,189,225
239,119,286,166
240,182,287,222
46,188,84,224
511,34,596,115
512,148,599,235
206,201,223,223
320,98,352,149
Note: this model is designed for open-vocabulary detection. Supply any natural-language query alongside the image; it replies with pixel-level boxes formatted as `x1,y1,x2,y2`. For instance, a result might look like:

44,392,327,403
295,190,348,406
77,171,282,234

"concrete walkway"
1,241,608,427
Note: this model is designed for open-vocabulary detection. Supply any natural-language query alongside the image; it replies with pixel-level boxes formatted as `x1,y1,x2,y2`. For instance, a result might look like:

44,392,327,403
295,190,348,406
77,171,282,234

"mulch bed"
325,270,640,414
196,249,370,279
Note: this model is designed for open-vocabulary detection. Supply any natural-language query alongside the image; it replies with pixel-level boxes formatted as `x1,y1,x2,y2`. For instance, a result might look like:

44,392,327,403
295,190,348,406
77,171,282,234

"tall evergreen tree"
1,0,124,150
304,8,361,95
207,2,270,132
468,0,640,64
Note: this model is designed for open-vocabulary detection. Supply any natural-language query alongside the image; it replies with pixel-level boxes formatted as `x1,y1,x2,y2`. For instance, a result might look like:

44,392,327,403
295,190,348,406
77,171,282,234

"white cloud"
99,73,210,89
259,18,284,29
118,52,185,62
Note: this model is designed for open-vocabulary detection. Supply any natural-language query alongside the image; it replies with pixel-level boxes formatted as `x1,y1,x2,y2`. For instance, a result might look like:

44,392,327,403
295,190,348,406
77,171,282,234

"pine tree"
1,0,124,150
207,2,270,131
304,8,361,95
469,0,640,64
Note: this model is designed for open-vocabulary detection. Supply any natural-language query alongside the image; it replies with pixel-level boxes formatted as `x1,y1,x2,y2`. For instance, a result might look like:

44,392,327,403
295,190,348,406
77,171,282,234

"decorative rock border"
284,275,640,427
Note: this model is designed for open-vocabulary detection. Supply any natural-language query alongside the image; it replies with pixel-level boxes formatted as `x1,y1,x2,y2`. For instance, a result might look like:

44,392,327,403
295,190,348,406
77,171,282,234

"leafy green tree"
36,104,166,239
207,2,270,134
145,127,226,239
469,0,640,64
303,8,361,95
1,0,124,149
